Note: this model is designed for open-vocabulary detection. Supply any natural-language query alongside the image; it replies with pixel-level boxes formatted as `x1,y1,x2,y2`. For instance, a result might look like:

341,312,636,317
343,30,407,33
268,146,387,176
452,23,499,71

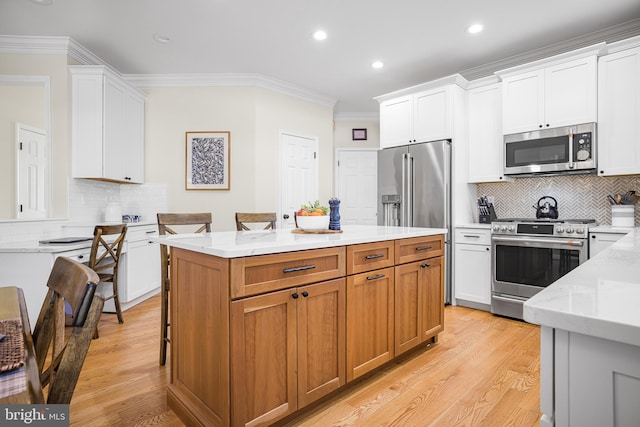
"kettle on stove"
534,196,558,219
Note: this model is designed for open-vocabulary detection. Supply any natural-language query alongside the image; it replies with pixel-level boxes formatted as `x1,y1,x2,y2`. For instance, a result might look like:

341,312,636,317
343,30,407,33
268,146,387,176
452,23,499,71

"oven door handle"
492,236,584,247
492,294,529,303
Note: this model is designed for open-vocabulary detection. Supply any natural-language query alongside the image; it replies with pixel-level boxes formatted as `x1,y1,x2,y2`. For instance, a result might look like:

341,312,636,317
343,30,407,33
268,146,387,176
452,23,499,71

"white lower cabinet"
0,224,160,327
543,327,640,427
454,227,491,310
589,228,631,257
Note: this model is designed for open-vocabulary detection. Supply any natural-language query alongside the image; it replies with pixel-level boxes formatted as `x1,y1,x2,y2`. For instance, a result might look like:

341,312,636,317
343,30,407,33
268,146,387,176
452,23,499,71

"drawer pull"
421,263,431,268
416,245,433,251
462,234,480,238
366,274,385,281
283,265,316,273
78,255,84,260
365,254,384,260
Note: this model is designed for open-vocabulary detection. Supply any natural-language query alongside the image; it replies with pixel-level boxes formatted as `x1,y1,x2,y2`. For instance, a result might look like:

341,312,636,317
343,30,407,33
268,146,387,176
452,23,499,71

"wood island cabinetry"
166,231,445,427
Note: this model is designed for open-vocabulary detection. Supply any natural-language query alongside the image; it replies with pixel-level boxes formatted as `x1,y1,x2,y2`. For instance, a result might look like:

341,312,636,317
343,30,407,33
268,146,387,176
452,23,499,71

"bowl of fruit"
296,200,330,231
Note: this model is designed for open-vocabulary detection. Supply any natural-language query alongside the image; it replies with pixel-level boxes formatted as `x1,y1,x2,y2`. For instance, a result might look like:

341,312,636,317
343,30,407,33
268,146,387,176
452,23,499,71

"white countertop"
524,228,640,347
151,225,447,258
589,224,635,234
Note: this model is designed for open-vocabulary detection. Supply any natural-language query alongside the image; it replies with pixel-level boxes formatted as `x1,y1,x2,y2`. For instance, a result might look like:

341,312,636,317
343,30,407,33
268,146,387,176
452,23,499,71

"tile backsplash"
68,179,167,223
477,174,640,225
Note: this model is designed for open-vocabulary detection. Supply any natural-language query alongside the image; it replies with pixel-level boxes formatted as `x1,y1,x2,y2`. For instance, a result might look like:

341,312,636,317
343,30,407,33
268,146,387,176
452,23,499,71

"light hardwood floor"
69,295,541,426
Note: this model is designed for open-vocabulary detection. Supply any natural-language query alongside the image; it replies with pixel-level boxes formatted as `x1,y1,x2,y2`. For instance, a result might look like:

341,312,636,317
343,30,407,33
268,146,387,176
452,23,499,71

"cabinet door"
589,232,627,258
346,267,394,381
103,75,128,181
124,91,145,183
454,243,491,305
413,87,451,142
379,95,413,148
121,240,161,302
502,70,544,134
422,256,444,341
545,56,597,128
468,83,506,183
394,261,423,355
71,73,104,178
597,47,640,176
297,279,345,407
231,289,298,426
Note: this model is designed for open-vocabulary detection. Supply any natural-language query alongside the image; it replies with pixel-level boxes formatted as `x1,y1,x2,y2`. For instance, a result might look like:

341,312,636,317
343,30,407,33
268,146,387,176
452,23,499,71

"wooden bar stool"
235,212,277,230
157,212,212,366
88,224,127,325
32,256,103,404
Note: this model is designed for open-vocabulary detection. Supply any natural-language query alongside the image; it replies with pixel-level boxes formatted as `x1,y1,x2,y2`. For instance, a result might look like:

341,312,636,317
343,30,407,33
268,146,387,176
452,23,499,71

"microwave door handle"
568,130,574,169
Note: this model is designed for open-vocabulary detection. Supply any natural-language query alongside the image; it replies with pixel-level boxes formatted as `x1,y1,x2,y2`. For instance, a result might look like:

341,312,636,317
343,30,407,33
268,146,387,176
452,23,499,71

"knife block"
479,204,497,224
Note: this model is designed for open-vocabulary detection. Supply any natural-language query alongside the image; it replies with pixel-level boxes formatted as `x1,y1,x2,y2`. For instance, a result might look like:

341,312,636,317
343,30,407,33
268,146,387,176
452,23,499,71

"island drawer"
347,241,394,275
230,247,346,298
395,235,444,265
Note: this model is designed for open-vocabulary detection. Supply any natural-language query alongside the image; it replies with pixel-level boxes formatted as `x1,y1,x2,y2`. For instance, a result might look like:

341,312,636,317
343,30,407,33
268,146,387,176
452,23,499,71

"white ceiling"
2,0,640,115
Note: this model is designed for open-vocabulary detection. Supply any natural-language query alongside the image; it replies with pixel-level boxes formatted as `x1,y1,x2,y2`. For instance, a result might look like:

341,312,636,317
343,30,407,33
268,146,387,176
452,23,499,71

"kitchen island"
524,228,640,427
154,225,447,427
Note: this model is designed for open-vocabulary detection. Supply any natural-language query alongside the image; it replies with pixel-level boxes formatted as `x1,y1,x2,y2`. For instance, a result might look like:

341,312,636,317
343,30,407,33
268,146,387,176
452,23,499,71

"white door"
279,133,318,229
336,149,378,225
16,124,47,219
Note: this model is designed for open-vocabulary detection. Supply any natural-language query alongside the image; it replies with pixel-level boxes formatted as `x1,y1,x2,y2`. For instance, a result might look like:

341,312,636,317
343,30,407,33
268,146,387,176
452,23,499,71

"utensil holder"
611,205,634,227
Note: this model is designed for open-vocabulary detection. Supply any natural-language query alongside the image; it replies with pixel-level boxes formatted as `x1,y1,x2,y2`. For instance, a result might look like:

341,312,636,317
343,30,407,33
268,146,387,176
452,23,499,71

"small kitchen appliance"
491,218,597,320
534,196,558,219
504,122,596,176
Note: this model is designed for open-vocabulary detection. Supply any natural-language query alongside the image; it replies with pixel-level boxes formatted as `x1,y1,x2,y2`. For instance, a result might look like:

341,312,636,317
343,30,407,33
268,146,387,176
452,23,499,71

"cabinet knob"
301,291,309,297
420,263,430,268
485,247,490,251
292,293,299,299
546,124,550,127
539,125,543,128
283,214,289,219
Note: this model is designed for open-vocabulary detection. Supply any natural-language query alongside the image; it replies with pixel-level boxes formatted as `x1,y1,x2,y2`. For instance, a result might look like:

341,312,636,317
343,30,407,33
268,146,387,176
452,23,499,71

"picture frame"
185,131,230,190
352,128,367,141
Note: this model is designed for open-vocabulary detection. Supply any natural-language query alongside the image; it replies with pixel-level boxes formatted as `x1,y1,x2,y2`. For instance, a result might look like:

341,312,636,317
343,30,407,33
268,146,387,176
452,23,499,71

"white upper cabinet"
71,66,145,183
467,82,510,183
377,76,465,148
501,56,597,134
597,45,640,176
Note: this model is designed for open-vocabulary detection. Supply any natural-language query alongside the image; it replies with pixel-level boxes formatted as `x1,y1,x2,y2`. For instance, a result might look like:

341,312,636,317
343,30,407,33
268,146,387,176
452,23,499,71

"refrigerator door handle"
402,152,413,227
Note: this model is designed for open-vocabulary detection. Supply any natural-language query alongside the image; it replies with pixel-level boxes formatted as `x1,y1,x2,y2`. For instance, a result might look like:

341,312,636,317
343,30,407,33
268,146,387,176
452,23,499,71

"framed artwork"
352,128,367,141
185,131,230,190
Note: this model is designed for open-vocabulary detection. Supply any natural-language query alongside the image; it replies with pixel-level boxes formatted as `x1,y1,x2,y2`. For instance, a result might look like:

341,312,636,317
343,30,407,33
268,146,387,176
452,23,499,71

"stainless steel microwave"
504,123,596,176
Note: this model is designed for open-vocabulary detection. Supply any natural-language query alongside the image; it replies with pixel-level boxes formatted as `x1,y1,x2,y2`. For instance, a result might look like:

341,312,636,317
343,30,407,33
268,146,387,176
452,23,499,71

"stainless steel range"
491,218,597,320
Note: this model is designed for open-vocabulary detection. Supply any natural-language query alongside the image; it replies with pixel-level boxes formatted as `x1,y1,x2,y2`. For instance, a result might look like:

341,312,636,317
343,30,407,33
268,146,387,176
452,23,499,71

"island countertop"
151,224,447,258
523,228,640,347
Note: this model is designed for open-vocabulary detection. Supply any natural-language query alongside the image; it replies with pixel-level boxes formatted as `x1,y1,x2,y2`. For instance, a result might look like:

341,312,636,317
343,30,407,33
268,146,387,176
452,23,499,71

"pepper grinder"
329,198,341,230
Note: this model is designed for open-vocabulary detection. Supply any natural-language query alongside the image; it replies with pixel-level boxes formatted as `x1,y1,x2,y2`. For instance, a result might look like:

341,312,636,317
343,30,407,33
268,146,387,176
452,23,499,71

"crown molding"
333,112,379,122
374,74,469,103
124,73,337,109
0,35,105,66
461,18,640,81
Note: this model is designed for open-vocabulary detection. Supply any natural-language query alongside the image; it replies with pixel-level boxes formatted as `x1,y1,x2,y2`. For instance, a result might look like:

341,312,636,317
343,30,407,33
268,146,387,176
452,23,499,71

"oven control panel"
491,221,588,237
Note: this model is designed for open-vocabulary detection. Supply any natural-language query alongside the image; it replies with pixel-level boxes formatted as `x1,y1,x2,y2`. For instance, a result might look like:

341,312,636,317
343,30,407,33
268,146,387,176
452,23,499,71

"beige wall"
144,85,334,231
0,53,71,219
333,119,380,150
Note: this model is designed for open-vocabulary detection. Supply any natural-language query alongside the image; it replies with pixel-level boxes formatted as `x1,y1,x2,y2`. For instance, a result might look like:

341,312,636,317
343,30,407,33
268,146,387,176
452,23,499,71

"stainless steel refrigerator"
377,139,452,303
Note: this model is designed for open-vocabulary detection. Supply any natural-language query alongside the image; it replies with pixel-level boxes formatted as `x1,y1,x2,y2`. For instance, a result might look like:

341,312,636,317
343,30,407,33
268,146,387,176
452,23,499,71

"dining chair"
157,212,213,365
235,212,277,231
88,224,127,325
32,256,104,404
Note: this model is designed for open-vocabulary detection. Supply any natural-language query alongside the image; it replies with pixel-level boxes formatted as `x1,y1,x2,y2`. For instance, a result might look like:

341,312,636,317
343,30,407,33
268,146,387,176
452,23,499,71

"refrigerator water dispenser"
381,194,401,226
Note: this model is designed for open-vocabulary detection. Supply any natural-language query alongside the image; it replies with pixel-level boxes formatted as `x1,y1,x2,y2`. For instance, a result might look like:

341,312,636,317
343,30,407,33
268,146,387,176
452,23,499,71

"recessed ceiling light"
29,0,53,5
372,61,384,69
153,33,172,44
466,24,484,34
313,30,327,41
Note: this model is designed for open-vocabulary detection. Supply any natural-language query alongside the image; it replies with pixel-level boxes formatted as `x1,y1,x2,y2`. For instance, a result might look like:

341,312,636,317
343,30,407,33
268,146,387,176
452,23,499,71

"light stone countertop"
524,228,640,347
151,224,447,258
